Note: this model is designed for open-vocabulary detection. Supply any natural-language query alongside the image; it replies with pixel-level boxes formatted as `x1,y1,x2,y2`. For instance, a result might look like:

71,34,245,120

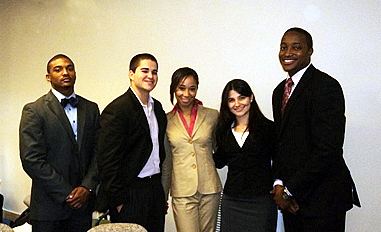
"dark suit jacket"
272,65,360,217
214,118,275,199
19,90,100,220
96,88,167,211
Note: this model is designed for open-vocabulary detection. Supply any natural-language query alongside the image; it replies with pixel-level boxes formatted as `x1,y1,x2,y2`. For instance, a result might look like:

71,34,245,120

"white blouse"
231,128,249,148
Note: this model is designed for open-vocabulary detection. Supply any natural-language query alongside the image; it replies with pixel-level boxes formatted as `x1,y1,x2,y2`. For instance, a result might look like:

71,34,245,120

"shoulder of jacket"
23,93,50,109
200,106,218,115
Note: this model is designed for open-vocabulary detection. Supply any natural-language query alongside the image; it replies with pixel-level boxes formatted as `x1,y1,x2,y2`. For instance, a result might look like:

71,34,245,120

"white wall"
0,0,379,231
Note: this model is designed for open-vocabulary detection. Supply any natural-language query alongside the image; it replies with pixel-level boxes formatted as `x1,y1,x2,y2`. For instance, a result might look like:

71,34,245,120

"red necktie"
281,78,294,116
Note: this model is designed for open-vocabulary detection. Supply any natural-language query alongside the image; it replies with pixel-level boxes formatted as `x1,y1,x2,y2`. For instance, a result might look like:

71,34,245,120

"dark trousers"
283,211,346,232
31,211,92,232
31,198,93,232
109,174,165,232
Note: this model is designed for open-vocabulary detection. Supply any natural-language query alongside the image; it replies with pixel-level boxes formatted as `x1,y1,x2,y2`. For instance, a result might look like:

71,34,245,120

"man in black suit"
96,53,167,232
271,28,360,231
20,54,100,232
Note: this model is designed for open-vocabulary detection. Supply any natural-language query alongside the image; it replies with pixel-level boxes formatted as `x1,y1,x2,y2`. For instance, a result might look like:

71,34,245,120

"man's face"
129,59,158,94
46,58,76,92
279,31,313,77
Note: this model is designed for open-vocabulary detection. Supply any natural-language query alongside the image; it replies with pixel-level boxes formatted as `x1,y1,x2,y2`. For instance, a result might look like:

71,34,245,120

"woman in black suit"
214,79,277,232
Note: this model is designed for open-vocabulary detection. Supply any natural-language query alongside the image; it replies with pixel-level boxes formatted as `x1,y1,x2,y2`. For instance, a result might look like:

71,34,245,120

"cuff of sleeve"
284,186,293,197
273,179,284,187
80,185,93,193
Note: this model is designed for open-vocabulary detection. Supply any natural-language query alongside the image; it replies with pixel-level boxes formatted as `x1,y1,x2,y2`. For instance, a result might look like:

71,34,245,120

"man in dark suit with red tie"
271,28,360,232
20,54,100,232
96,53,167,232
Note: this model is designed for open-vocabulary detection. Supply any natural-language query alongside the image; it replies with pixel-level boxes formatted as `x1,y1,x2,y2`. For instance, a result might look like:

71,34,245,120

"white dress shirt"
51,88,77,141
131,88,161,178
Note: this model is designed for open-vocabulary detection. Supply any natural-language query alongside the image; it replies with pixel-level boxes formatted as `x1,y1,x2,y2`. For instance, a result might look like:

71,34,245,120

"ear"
309,47,314,56
250,94,254,103
46,74,51,82
128,70,134,81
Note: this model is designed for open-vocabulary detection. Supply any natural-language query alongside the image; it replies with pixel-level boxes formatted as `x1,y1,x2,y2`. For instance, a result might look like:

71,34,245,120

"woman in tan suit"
162,67,222,232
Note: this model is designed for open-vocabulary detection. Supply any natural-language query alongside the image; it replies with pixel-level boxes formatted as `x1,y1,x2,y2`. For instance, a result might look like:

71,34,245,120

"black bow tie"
61,97,78,107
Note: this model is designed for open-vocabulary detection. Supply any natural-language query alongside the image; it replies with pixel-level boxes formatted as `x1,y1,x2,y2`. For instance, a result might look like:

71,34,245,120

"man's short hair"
285,27,313,50
47,54,74,73
129,53,158,72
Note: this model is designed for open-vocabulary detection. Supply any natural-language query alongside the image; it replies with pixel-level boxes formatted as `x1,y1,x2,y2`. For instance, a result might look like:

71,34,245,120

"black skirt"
220,193,277,232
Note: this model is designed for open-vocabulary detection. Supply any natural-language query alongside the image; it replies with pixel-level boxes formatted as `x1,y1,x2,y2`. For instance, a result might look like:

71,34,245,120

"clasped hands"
66,186,90,210
270,185,299,215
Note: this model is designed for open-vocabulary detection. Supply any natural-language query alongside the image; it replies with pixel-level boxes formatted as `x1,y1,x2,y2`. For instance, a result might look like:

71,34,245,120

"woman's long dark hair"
216,79,266,141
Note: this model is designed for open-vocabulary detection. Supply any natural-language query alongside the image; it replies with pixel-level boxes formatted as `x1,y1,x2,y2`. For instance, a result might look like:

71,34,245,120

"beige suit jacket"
162,105,222,198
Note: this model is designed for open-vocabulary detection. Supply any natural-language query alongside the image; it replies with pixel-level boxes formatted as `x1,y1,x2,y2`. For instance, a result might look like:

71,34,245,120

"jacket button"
188,139,193,144
190,152,195,157
191,164,196,169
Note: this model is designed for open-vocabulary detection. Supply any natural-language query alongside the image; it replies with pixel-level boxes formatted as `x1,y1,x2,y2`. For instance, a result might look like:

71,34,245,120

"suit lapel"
192,105,206,138
227,128,242,150
171,112,190,138
127,89,150,134
45,91,77,145
274,80,285,122
154,99,166,137
170,105,206,139
280,65,315,134
76,96,86,152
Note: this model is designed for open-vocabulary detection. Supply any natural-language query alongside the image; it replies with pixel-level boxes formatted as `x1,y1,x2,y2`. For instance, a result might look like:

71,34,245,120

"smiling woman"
214,79,277,232
162,67,222,232
175,76,198,112
227,89,253,126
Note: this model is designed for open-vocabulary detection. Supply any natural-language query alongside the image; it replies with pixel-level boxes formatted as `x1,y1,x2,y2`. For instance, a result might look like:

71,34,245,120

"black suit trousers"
31,198,93,232
283,211,346,232
109,174,165,232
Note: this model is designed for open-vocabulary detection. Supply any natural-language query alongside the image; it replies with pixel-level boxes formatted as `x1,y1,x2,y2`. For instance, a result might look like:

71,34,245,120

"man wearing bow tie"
20,54,100,232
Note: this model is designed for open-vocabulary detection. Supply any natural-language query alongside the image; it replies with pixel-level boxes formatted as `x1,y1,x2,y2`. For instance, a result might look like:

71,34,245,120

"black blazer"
20,90,100,220
96,88,167,211
214,118,275,199
272,65,360,217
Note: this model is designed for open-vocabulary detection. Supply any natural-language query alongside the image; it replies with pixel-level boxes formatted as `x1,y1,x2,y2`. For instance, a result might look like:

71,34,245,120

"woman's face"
227,89,252,118
175,76,198,108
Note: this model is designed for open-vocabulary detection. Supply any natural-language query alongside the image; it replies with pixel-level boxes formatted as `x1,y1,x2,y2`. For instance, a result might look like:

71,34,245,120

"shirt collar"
286,63,312,86
51,88,76,101
130,87,154,109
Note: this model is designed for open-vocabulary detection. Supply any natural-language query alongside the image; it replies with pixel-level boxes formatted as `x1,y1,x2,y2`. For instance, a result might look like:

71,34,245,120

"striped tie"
281,78,294,116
